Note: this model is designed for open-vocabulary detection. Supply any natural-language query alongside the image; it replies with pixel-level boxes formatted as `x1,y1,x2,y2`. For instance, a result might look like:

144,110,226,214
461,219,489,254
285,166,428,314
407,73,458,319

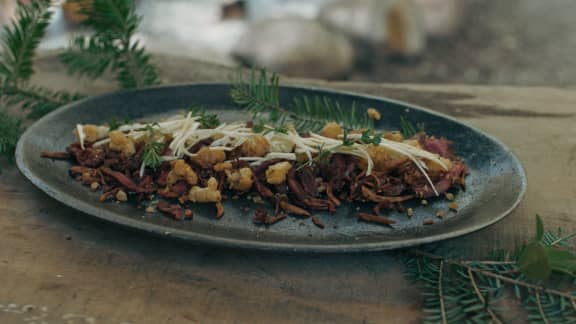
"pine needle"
142,141,163,169
231,68,373,133
141,124,163,169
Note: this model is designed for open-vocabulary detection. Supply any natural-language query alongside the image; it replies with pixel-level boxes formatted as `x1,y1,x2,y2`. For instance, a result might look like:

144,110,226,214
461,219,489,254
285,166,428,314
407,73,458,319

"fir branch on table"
403,215,576,323
59,0,159,89
0,0,81,164
3,85,83,119
59,36,115,79
0,0,52,87
231,68,373,133
0,0,82,117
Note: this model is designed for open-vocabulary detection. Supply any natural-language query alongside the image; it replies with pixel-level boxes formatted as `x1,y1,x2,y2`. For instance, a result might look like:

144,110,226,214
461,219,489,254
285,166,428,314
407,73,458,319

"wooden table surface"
1,53,576,323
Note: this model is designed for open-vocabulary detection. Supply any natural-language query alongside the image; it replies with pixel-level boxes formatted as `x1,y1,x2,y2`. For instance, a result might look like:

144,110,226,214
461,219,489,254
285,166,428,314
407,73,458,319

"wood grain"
1,52,575,323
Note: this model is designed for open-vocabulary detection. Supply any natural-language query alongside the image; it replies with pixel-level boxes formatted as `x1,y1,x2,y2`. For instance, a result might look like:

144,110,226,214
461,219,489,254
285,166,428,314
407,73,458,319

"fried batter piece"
189,177,221,203
167,160,198,186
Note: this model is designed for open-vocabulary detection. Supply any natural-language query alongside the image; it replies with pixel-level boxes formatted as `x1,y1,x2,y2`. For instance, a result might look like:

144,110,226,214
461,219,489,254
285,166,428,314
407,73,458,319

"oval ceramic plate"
16,84,526,252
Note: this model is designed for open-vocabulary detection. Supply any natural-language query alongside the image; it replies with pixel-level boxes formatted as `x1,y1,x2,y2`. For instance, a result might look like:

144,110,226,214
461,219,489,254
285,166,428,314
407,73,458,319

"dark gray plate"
16,84,526,252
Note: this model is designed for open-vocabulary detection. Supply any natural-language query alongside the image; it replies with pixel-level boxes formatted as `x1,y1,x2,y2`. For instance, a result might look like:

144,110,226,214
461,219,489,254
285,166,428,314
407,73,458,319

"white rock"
232,17,354,79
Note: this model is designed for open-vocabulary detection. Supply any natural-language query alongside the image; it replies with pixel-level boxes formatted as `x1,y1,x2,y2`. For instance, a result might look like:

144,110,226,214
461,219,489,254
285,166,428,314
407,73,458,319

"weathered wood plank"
1,52,575,323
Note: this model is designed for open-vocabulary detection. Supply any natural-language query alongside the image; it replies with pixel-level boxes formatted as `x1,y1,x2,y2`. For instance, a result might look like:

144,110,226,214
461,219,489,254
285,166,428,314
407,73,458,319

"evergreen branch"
2,85,83,119
0,0,83,168
79,0,140,38
115,42,159,89
61,0,159,89
0,0,52,86
0,111,22,171
438,260,448,324
550,232,576,246
467,268,503,323
0,0,81,120
231,68,373,132
535,292,550,324
406,230,576,324
409,249,576,301
59,36,115,79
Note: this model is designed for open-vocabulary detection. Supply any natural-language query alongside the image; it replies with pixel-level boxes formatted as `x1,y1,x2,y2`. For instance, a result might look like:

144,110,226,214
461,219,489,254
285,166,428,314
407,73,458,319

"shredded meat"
101,168,151,193
157,201,184,220
41,151,71,159
253,207,268,224
279,200,310,217
266,213,287,225
417,134,454,159
357,213,396,226
311,216,325,229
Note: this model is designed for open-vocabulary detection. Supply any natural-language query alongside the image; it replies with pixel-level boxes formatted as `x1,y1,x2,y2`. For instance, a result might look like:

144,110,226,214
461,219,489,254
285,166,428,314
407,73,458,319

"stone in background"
232,17,354,79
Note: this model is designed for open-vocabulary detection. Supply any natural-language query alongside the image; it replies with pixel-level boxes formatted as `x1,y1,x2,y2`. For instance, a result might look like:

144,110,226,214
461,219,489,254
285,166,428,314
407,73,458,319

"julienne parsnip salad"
41,107,467,229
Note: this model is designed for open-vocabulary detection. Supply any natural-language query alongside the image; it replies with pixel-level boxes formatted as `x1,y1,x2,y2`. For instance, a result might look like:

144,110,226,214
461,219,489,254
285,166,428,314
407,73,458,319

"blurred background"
1,0,575,85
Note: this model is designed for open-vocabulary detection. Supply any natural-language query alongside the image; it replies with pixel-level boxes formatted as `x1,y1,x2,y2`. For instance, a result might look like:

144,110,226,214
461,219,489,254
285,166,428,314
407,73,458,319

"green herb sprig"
142,141,163,169
0,1,81,166
141,124,163,169
189,106,221,129
360,129,383,146
341,128,355,146
400,116,425,139
108,116,132,131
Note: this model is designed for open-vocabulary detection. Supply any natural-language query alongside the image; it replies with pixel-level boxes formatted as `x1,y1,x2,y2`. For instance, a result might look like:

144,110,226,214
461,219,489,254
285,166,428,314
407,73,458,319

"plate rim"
15,82,527,252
